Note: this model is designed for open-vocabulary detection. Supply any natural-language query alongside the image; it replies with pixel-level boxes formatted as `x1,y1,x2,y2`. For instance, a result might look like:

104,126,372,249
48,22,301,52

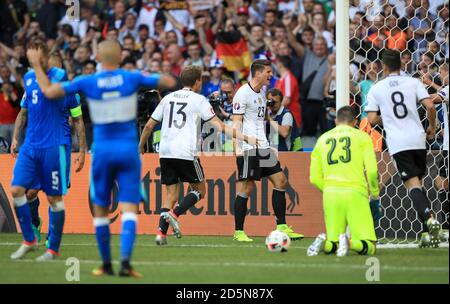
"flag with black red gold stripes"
215,30,252,72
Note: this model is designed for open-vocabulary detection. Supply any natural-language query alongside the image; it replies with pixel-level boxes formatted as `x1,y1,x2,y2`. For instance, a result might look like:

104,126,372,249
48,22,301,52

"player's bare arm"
72,116,87,172
26,48,66,99
139,118,160,154
367,111,382,127
209,116,258,146
421,97,437,140
157,74,178,91
10,107,27,158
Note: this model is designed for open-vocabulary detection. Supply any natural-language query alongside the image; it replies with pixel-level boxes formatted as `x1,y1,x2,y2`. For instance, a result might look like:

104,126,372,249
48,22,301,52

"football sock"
28,197,40,228
272,189,287,225
324,241,337,254
13,195,35,243
173,190,201,217
409,188,432,228
94,217,111,263
350,240,376,255
48,201,65,254
159,208,170,235
439,190,449,230
234,194,248,231
121,212,137,262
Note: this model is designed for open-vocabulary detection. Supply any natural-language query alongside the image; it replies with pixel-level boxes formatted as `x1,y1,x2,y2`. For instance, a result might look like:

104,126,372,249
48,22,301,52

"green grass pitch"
0,233,448,284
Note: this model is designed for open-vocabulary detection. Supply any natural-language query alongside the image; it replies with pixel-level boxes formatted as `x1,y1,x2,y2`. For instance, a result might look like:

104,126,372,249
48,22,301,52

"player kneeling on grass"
308,106,380,257
139,65,259,245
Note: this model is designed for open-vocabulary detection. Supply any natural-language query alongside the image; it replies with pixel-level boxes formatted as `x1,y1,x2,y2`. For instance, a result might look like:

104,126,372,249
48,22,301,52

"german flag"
216,30,252,72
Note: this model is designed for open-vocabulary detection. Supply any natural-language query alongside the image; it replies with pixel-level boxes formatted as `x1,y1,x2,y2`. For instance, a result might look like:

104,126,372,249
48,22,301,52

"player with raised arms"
27,39,177,277
9,39,85,262
10,51,86,246
231,59,303,242
308,106,380,256
366,49,441,248
139,65,259,245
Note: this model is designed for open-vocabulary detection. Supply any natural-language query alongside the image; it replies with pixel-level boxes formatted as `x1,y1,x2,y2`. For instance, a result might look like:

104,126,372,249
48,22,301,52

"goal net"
348,0,448,246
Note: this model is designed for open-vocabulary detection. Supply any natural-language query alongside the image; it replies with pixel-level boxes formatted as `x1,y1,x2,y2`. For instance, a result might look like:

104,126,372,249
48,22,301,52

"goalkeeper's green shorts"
323,188,376,243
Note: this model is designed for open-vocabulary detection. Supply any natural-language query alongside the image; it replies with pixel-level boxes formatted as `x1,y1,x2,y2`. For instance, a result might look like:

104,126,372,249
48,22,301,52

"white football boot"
426,216,441,248
307,233,326,256
336,233,349,257
10,241,38,260
163,211,182,239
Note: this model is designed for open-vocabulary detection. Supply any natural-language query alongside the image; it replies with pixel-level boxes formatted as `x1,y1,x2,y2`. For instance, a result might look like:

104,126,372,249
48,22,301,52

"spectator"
184,43,204,68
295,37,329,137
137,38,158,70
275,55,302,129
136,24,150,47
106,0,126,30
0,81,20,148
73,45,92,76
0,0,30,46
351,60,381,118
309,13,334,50
164,43,185,76
118,11,138,43
202,59,224,97
401,50,415,75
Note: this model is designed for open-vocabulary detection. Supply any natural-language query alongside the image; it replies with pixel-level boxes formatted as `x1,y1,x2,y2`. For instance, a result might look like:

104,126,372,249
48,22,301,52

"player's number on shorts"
52,171,59,190
326,137,351,165
391,91,408,119
168,101,187,129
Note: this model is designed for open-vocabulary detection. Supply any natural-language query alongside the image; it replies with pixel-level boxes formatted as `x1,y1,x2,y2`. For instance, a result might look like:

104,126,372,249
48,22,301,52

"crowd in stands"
0,0,448,153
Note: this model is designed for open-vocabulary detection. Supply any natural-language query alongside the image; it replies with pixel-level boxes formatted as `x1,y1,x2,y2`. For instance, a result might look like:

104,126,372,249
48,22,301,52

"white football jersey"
438,85,449,151
366,74,430,155
232,83,270,151
151,88,215,160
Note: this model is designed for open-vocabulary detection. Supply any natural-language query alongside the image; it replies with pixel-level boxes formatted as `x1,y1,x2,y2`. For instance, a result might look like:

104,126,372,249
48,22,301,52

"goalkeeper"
308,106,380,257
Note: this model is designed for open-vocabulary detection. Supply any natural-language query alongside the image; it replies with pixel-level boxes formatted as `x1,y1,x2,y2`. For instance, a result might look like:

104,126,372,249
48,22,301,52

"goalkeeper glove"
370,198,382,221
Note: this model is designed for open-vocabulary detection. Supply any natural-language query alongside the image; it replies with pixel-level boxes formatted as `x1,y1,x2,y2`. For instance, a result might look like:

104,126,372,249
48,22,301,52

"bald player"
27,40,177,277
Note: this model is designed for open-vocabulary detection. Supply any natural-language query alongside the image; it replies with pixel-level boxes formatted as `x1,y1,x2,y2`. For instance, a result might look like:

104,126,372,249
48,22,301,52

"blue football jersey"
21,67,80,148
61,69,160,143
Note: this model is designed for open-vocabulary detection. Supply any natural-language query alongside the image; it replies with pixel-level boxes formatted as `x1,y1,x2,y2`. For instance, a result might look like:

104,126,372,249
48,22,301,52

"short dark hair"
84,59,97,68
138,24,149,32
276,55,291,69
121,56,136,67
181,65,202,87
251,59,272,76
221,77,235,87
28,38,49,57
336,106,357,123
266,88,283,100
382,49,401,71
422,51,434,61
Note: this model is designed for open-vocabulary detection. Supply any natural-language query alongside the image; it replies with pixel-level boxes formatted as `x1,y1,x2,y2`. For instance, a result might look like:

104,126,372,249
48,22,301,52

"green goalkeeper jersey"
310,124,380,198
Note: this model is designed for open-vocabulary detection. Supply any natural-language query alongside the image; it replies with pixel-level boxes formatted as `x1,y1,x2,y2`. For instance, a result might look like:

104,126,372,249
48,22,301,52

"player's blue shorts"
90,142,141,207
12,144,70,196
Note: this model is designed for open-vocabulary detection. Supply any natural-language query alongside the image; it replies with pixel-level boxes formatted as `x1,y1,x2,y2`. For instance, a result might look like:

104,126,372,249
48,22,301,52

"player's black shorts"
160,158,204,185
236,148,282,181
438,151,448,178
392,149,427,181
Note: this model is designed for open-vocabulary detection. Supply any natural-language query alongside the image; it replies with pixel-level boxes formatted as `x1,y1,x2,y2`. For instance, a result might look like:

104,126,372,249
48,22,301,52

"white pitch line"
0,242,309,249
2,258,448,273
